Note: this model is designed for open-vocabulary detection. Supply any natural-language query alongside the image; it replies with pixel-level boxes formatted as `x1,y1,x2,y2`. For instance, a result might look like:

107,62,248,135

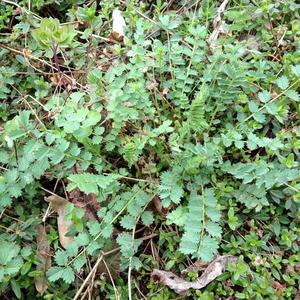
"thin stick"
73,248,120,300
0,209,5,220
103,172,151,182
102,258,119,300
40,186,67,199
208,0,230,48
61,179,69,201
75,30,114,43
42,204,51,223
154,86,174,110
134,280,147,300
73,254,104,300
128,256,133,300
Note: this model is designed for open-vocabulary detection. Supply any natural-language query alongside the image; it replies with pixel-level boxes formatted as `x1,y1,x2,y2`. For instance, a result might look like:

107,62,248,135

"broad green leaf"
141,211,154,226
285,89,299,101
54,250,68,266
275,76,289,90
258,90,271,103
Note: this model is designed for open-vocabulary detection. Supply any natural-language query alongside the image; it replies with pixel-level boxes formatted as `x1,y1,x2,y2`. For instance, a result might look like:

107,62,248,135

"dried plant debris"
35,225,52,294
46,195,74,248
181,260,208,275
69,189,99,220
152,256,238,294
208,0,230,49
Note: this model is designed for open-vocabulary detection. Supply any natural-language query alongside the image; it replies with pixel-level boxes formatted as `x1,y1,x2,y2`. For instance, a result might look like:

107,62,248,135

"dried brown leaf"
153,196,163,214
152,255,238,294
46,195,74,248
35,225,51,294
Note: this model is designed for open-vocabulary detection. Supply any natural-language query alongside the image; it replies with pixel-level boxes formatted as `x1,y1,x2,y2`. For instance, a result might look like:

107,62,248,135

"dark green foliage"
179,189,221,262
0,0,300,299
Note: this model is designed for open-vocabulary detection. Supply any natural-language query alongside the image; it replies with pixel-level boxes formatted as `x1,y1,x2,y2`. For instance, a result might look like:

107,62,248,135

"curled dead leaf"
35,225,51,294
152,255,238,294
46,195,74,248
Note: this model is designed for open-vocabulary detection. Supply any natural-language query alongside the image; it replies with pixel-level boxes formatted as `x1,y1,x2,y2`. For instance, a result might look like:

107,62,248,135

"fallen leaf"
46,195,74,248
272,281,286,292
35,225,51,294
152,255,238,294
153,196,162,214
111,9,126,41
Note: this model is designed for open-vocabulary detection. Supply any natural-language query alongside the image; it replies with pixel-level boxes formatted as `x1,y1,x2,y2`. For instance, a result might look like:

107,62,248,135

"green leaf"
120,215,136,230
275,76,289,90
258,90,271,103
158,171,184,207
62,266,75,284
11,280,21,299
248,101,258,113
291,65,300,77
166,206,188,226
206,221,222,238
179,189,220,261
47,266,74,284
117,232,142,258
141,211,154,226
88,221,101,237
75,232,89,246
253,112,266,123
123,142,139,167
285,89,299,101
54,250,68,266
0,241,19,265
73,255,86,272
5,257,23,275
85,111,101,127
102,224,113,238
269,220,281,237
188,86,209,132
68,173,120,194
197,235,219,262
47,267,64,282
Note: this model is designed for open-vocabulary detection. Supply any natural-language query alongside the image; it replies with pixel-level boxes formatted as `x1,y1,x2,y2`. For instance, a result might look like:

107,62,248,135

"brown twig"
155,86,174,110
267,14,282,60
72,233,157,300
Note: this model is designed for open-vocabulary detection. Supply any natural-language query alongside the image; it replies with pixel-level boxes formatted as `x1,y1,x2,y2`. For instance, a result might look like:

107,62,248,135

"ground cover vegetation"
0,0,299,299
